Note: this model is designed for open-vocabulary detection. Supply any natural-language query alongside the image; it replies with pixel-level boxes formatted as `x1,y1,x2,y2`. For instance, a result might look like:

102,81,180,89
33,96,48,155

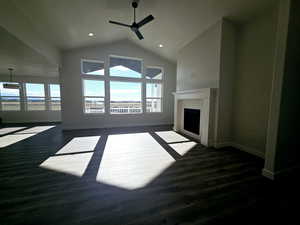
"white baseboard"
4,120,61,123
262,168,274,180
62,123,173,131
230,142,265,159
214,142,232,148
214,141,265,159
262,165,300,180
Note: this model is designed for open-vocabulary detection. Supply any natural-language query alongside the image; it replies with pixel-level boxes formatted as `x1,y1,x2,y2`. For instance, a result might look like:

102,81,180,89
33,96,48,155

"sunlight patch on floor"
169,141,197,156
96,133,175,190
39,136,100,176
155,131,189,143
56,136,100,154
0,126,56,148
40,152,94,177
16,126,55,134
0,127,27,135
0,133,37,148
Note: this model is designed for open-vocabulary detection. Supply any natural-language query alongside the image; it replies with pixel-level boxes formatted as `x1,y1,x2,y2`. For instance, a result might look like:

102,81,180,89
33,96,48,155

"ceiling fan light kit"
109,0,154,40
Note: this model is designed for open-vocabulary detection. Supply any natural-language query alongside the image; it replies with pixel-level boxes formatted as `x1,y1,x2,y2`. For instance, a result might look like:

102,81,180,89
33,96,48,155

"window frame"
108,55,143,79
81,59,105,76
25,83,46,111
82,77,106,115
48,83,61,111
0,82,22,112
146,81,164,114
146,66,164,81
109,80,143,115
145,66,164,114
108,55,144,114
81,56,164,116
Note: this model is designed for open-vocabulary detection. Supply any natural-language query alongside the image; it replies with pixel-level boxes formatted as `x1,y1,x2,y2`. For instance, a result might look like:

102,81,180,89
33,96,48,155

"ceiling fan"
109,0,154,40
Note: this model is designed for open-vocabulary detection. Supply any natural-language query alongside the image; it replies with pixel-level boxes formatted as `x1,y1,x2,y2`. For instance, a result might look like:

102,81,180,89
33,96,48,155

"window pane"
26,83,45,97
146,83,162,98
110,81,142,114
85,97,104,113
109,57,142,78
1,97,20,111
82,60,104,75
147,99,162,112
27,97,45,111
83,80,104,97
146,68,163,80
50,84,61,97
50,97,61,111
0,82,20,97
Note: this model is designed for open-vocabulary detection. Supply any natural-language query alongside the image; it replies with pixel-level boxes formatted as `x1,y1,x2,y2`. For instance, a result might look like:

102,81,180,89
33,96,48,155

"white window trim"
82,78,105,115
0,82,21,112
109,55,144,80
146,66,164,82
109,80,143,115
80,56,164,115
146,82,164,114
24,83,46,111
81,59,105,76
145,66,164,114
0,81,61,112
48,84,62,111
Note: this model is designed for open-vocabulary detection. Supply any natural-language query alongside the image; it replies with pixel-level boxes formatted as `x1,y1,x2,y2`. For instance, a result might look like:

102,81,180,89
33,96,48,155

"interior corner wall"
215,20,236,145
0,75,61,123
232,8,277,155
176,21,222,91
275,0,300,171
60,40,176,130
176,20,235,146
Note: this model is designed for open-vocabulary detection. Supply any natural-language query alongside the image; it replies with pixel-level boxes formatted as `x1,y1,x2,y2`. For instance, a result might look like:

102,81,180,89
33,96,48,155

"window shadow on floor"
1,124,298,225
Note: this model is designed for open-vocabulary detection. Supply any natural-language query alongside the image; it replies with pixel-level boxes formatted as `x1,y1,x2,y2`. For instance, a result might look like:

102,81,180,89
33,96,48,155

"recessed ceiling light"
88,33,94,37
159,44,163,48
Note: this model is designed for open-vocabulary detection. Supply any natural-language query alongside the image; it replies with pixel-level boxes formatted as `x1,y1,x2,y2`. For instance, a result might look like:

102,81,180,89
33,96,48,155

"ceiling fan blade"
137,15,154,28
134,30,144,40
109,20,131,27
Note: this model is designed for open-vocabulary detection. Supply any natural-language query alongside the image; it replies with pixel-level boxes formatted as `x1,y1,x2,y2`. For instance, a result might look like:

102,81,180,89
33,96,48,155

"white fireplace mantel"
173,88,216,146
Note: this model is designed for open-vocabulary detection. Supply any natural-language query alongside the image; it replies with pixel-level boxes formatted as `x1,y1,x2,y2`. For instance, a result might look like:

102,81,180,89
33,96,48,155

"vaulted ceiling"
0,0,278,76
0,26,59,77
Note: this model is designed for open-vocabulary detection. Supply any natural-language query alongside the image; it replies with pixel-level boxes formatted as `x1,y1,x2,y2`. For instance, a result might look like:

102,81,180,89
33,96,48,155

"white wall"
176,20,236,146
274,0,300,172
176,21,222,91
0,75,61,123
232,8,277,155
60,40,176,130
215,20,236,145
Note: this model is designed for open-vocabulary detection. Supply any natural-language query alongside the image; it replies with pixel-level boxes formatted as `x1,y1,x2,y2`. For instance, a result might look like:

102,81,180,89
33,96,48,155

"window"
0,82,21,111
146,83,162,112
81,60,104,76
25,83,45,111
83,79,105,113
81,56,164,115
49,84,61,111
110,81,142,114
146,67,163,80
109,56,142,78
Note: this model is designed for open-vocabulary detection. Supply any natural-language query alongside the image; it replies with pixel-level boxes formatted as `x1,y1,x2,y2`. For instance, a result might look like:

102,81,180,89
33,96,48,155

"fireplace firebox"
184,108,200,135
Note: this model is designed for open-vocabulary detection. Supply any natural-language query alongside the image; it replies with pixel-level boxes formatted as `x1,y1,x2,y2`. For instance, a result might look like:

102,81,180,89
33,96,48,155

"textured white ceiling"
11,0,278,63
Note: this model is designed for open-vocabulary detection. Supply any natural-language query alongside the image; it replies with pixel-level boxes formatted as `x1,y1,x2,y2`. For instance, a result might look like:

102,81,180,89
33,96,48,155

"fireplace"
184,108,200,135
173,88,216,146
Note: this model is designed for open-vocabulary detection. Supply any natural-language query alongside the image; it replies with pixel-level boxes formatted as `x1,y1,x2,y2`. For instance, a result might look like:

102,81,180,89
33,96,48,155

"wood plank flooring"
0,124,299,225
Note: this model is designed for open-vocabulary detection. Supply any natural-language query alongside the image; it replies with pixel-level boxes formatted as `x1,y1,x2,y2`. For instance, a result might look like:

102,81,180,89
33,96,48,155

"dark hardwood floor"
0,124,299,225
